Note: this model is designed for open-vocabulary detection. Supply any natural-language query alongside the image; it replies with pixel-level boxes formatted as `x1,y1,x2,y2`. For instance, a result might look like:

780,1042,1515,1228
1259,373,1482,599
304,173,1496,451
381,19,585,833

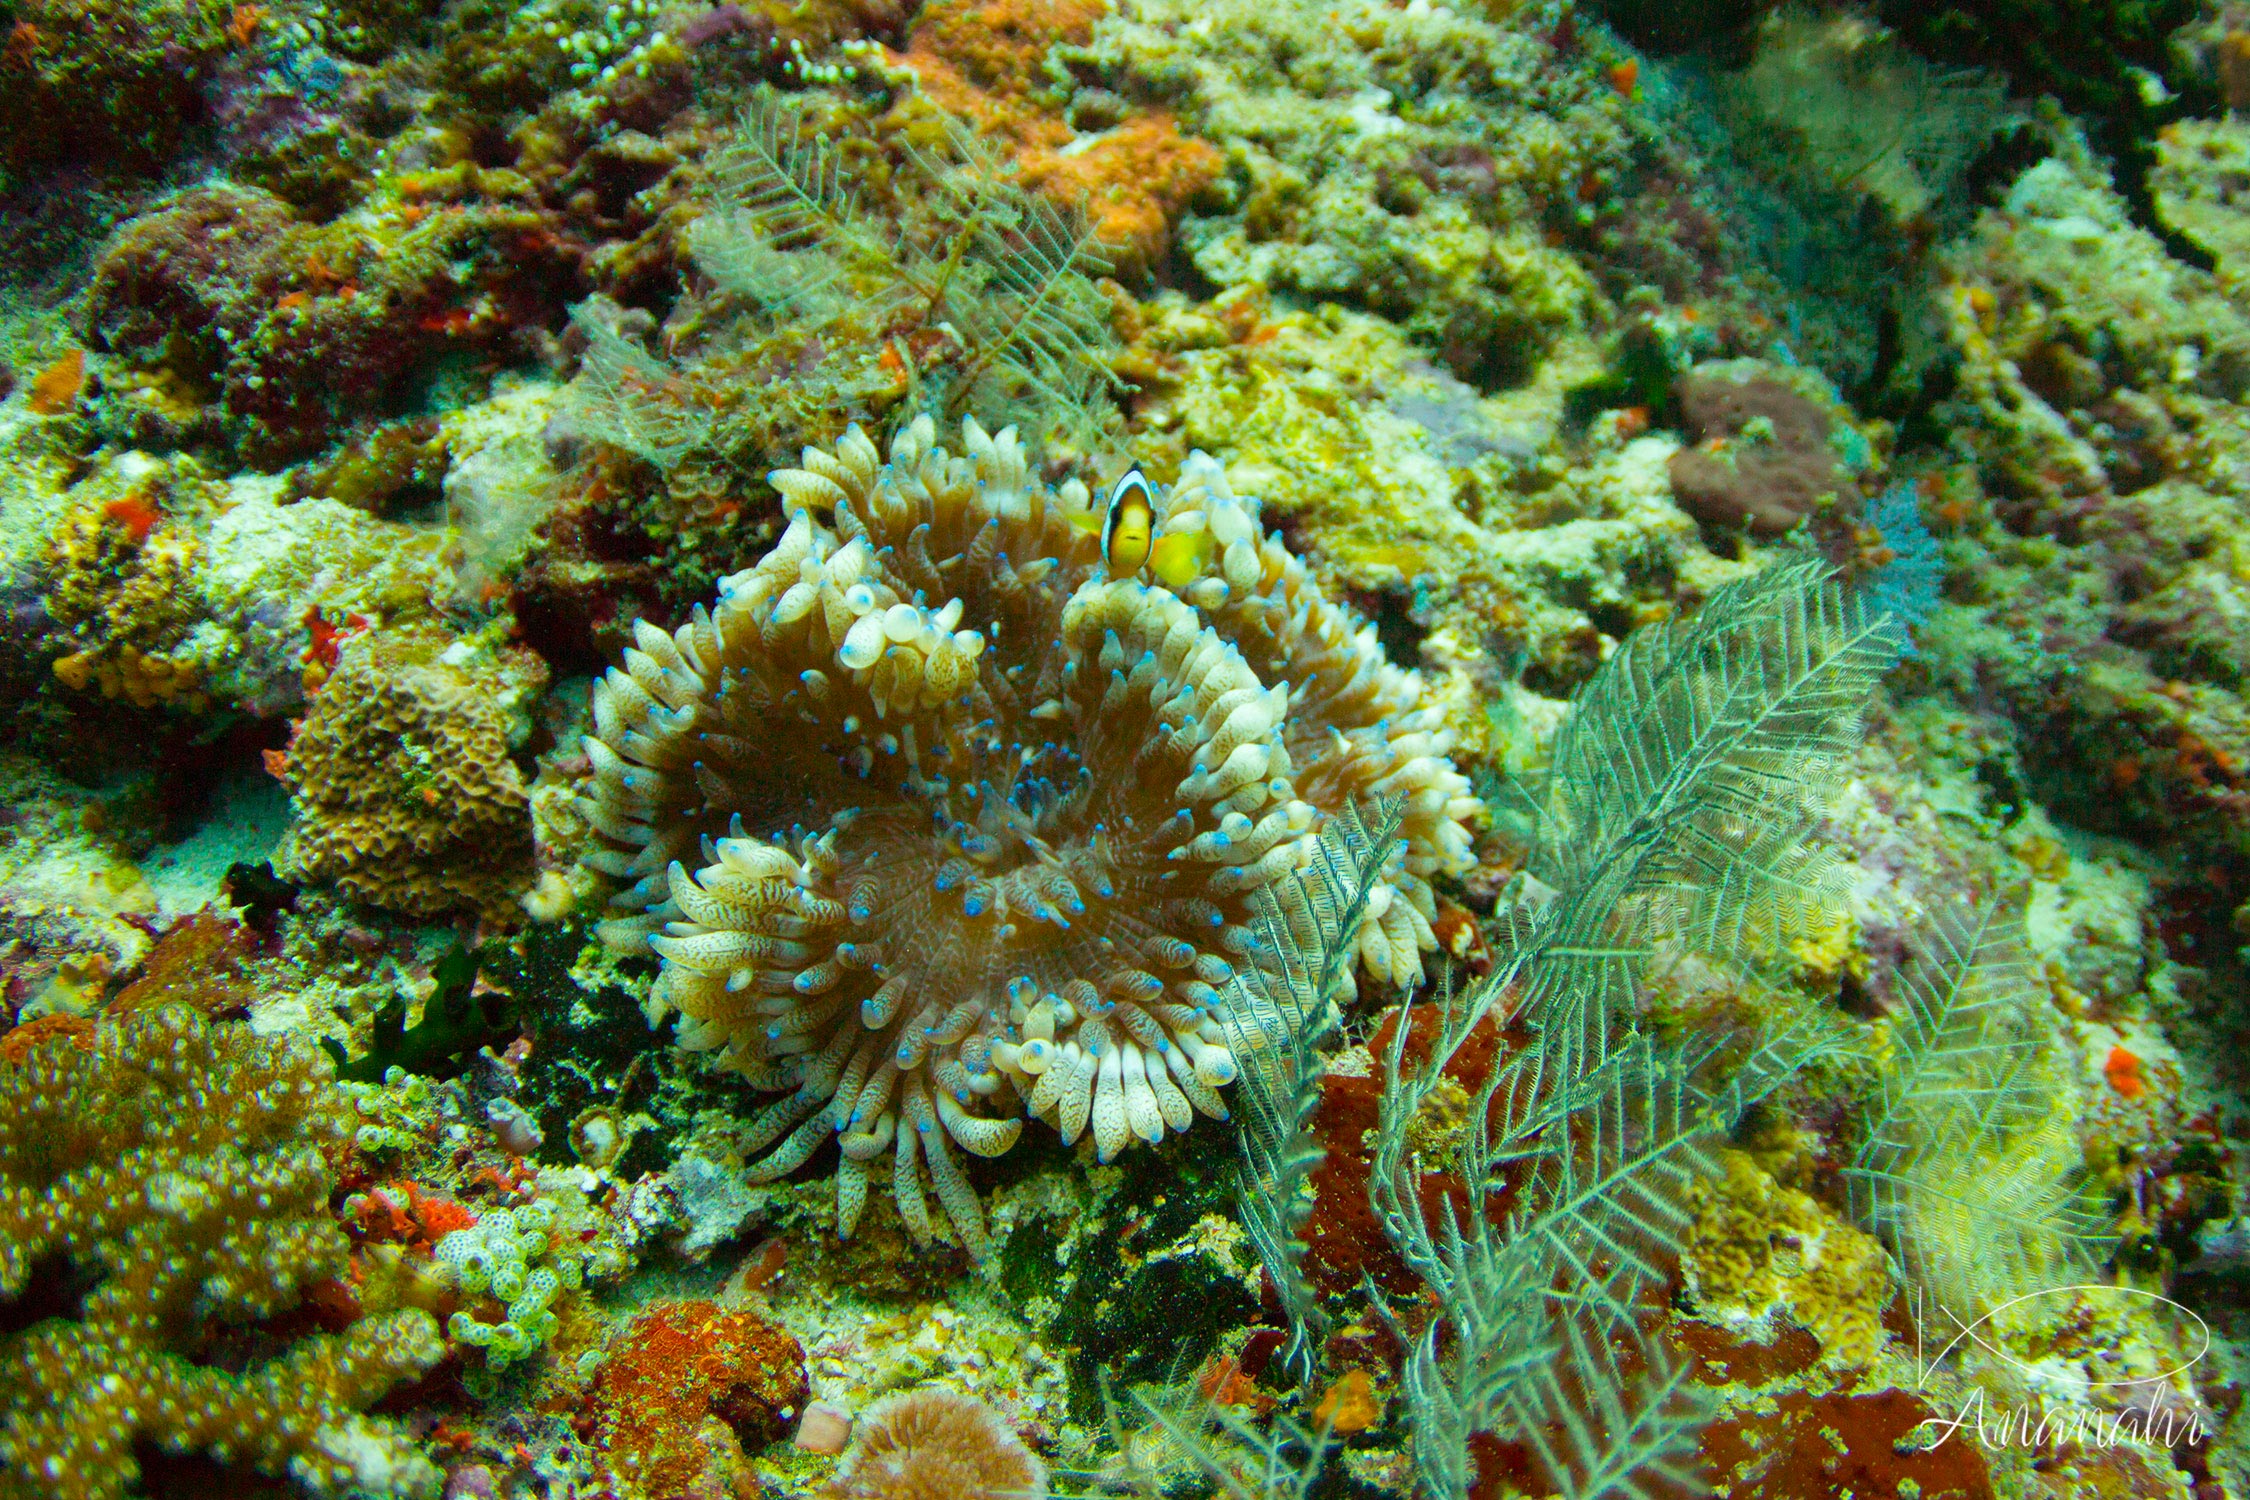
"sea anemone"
826,1388,1046,1500
576,417,1476,1252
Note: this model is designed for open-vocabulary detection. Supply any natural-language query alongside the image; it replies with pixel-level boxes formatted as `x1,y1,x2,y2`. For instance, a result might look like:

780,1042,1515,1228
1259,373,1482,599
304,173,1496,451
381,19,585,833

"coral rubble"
574,417,1476,1253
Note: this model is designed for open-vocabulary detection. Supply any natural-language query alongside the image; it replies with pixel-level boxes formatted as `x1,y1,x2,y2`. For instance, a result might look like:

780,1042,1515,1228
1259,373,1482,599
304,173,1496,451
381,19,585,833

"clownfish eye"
1101,464,1156,579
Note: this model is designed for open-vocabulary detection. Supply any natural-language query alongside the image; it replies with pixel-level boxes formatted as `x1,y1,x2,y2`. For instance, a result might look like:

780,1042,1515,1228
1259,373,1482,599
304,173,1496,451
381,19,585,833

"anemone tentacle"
577,417,1478,1253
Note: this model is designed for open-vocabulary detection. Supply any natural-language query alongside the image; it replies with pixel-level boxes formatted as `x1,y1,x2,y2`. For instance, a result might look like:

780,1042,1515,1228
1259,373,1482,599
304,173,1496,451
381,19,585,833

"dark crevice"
1348,585,1430,669
0,1251,97,1338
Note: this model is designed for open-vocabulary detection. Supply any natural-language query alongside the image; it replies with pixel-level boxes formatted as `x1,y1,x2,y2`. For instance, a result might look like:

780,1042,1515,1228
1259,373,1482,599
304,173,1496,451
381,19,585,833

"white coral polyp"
577,417,1476,1256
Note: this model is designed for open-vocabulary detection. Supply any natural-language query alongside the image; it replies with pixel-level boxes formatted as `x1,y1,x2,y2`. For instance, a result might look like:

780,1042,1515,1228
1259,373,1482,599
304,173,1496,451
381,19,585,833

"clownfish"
1101,464,1157,578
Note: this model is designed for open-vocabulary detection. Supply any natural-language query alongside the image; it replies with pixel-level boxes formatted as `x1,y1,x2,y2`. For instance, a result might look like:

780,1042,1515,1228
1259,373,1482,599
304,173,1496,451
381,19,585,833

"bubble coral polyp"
577,418,1476,1253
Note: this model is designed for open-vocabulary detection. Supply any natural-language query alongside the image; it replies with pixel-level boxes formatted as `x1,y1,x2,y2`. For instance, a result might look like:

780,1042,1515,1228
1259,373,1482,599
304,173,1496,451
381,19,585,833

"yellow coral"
43,500,212,711
575,418,1478,1254
1681,1148,1889,1371
276,626,545,918
1784,905,1859,984
0,1006,442,1499
54,641,204,708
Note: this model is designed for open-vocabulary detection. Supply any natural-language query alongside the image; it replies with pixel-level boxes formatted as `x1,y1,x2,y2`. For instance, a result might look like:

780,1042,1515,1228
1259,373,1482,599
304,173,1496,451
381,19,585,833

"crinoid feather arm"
1502,559,1901,1077
1840,892,2117,1325
563,301,718,469
1351,554,1909,1500
1123,1384,1337,1500
1215,796,1406,1385
697,91,890,311
1367,981,1739,1500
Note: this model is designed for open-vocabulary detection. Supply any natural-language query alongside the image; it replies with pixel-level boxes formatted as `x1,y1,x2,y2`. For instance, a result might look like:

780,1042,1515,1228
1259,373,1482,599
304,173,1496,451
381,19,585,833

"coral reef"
1704,11,2013,231
826,1387,1045,1500
995,1125,1265,1399
1066,0,1622,386
1698,1386,1999,1500
1680,1148,1889,1371
1926,144,2250,864
573,416,1475,1253
1549,10,2020,403
86,179,574,463
0,424,467,726
1875,0,2203,250
0,0,235,180
900,0,1223,273
275,625,546,918
40,466,211,712
110,911,268,1018
0,1005,442,1499
1119,291,1748,705
560,86,1123,493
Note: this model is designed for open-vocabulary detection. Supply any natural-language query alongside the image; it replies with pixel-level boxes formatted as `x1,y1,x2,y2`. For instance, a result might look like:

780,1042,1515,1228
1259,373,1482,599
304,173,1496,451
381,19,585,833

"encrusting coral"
0,1006,443,1500
583,1299,809,1498
575,417,1477,1254
275,625,547,918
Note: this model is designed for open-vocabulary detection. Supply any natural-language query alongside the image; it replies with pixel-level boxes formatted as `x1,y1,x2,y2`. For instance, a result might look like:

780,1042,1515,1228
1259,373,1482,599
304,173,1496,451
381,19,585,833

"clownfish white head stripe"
1101,464,1157,579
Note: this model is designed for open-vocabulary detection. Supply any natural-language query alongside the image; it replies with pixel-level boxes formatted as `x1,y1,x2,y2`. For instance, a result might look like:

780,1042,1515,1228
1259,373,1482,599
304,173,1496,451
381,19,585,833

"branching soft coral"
575,418,1476,1253
0,1006,442,1500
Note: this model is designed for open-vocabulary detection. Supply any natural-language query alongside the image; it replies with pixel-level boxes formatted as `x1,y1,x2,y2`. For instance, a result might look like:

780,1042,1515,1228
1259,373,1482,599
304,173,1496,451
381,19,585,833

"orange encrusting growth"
582,1301,809,1500
1312,1369,1384,1434
2104,1044,2145,1099
26,347,84,413
899,0,1222,271
101,492,161,544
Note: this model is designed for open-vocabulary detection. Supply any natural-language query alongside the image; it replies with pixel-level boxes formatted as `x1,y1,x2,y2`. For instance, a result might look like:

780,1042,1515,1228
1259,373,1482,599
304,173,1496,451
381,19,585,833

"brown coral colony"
276,627,544,919
576,418,1477,1254
1666,370,1843,535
